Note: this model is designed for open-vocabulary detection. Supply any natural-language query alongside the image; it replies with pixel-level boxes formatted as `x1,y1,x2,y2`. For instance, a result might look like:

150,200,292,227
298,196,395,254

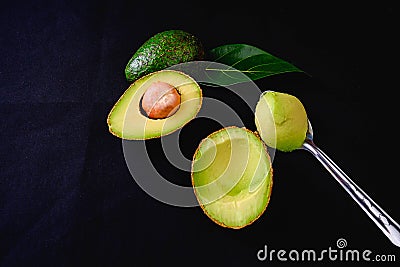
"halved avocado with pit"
191,126,273,229
107,70,202,140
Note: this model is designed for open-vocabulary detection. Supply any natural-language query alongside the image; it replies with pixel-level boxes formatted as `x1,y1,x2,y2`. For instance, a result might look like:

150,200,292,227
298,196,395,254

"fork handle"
302,139,400,247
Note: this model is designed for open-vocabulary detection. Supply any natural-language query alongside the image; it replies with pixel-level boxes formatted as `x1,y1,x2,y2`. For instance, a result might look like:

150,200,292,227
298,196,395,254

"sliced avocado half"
191,127,273,229
107,70,202,140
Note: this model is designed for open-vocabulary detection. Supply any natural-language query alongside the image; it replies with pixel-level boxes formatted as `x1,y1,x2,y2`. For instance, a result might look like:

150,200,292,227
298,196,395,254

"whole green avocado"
125,30,204,82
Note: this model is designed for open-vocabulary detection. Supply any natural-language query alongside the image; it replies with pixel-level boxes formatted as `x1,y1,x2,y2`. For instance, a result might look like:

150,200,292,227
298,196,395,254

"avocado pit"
141,81,181,119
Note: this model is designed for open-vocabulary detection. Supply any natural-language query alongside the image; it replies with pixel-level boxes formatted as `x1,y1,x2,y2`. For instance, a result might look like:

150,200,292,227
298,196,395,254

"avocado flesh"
255,91,308,152
192,127,273,229
125,30,204,82
107,70,202,140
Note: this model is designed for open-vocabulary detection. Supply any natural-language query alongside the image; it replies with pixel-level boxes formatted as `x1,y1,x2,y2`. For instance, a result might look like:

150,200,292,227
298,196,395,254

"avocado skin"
125,30,204,82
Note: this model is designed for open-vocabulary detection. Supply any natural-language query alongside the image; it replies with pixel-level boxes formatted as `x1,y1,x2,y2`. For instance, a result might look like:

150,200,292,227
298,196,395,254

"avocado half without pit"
191,127,273,229
107,70,202,140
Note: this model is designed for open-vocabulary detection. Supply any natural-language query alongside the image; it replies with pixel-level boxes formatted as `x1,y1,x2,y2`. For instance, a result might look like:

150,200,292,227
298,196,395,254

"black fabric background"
1,1,399,266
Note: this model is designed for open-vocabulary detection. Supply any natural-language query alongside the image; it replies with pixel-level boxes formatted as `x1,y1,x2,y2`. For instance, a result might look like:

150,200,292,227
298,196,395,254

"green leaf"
206,44,304,85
